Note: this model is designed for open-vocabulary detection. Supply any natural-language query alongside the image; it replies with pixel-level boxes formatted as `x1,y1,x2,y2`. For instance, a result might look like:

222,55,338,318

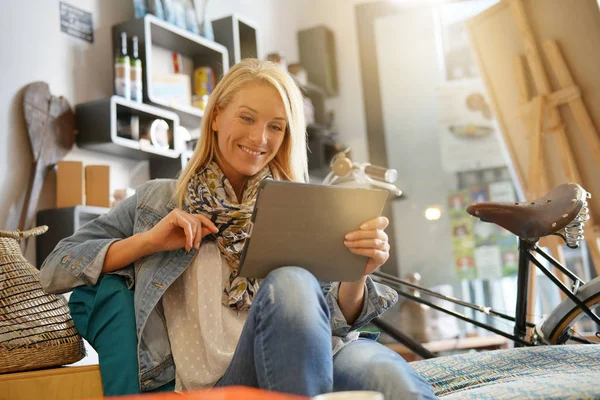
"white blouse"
162,242,361,392
162,241,247,391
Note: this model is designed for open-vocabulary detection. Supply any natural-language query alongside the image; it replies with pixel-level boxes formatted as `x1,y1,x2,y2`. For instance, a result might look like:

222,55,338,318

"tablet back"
238,180,388,282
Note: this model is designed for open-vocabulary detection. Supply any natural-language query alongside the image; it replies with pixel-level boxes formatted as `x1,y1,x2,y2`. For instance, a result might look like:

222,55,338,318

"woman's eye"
241,116,254,123
270,125,283,132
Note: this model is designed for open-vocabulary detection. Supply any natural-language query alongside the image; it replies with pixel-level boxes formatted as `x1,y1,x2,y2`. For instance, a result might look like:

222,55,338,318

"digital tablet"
237,180,388,282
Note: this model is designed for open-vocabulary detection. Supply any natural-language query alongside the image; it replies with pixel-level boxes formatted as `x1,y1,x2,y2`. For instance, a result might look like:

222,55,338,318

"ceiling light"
425,206,442,221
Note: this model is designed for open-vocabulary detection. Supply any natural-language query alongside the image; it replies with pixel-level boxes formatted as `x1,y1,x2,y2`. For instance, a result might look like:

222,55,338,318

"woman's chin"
235,164,265,178
230,154,273,177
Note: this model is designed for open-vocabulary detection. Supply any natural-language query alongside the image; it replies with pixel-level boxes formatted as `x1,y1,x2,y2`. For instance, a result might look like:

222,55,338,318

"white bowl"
312,391,384,400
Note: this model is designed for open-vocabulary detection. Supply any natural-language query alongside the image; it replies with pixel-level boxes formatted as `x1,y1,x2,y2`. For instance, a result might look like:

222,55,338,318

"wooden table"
0,364,103,400
95,386,307,399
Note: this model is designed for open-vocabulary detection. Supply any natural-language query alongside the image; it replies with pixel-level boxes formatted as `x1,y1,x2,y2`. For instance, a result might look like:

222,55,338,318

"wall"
292,0,460,283
374,8,457,287
0,0,311,263
292,0,484,284
296,0,370,164
206,0,308,63
0,0,327,368
4,0,485,285
0,0,137,243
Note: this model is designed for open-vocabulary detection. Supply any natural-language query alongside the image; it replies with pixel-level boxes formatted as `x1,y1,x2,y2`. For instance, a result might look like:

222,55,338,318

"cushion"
411,344,600,399
69,275,175,395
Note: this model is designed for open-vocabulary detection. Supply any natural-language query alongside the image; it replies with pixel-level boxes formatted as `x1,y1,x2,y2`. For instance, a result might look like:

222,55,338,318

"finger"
345,229,388,242
193,220,203,249
181,213,204,249
344,238,387,250
182,214,198,246
383,241,390,253
201,226,214,237
348,248,388,263
191,213,219,233
360,217,389,231
175,214,194,251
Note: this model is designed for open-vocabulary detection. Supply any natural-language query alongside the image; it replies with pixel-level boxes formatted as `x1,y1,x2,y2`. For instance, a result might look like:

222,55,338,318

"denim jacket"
40,179,398,391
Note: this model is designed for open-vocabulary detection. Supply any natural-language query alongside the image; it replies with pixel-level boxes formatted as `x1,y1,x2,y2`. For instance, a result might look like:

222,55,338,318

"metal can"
194,66,216,97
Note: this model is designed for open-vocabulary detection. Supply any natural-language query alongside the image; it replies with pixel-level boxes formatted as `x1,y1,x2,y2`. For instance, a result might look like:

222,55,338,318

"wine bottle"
130,36,143,103
114,32,131,100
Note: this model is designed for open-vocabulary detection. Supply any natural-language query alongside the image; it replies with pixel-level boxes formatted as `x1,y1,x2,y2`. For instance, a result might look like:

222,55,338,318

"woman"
41,59,435,399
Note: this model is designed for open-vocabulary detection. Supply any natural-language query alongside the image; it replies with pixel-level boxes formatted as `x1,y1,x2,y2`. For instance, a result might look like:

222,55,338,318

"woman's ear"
211,106,220,132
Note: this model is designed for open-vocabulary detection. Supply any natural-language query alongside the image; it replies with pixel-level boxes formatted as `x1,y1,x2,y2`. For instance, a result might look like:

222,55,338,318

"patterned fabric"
411,344,600,399
186,161,272,311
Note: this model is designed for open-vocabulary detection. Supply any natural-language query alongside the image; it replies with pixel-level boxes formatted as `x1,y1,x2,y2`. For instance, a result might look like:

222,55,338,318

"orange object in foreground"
93,386,309,400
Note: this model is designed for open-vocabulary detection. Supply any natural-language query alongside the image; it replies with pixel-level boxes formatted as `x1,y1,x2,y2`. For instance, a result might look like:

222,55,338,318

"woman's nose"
248,125,268,144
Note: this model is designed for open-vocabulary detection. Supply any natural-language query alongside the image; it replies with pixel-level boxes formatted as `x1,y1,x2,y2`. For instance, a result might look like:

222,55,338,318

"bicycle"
323,149,600,359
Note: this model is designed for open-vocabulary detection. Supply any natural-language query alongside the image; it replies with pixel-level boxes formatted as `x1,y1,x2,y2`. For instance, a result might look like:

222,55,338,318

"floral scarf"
185,161,272,311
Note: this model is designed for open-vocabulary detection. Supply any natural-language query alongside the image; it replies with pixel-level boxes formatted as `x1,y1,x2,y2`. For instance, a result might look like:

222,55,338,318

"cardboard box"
85,165,110,208
56,161,84,208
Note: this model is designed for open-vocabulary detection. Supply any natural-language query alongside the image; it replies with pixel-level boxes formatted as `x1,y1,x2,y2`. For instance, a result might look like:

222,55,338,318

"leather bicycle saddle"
466,183,588,240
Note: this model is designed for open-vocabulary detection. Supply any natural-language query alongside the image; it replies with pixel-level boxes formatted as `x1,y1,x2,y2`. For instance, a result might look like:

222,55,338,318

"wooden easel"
507,0,600,329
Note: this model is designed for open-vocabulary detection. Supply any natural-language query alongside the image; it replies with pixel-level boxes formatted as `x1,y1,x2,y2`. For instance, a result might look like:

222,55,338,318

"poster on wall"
437,81,506,173
448,189,476,280
448,180,518,280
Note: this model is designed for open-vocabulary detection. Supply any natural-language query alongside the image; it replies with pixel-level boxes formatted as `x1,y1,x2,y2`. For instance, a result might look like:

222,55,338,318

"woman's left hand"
344,216,390,275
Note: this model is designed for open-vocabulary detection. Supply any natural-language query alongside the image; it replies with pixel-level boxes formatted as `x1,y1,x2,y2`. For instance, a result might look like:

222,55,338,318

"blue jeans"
214,267,436,399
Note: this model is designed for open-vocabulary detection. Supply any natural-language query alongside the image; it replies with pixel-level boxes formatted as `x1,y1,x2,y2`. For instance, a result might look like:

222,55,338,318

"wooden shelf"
112,15,229,128
75,96,180,160
212,14,259,67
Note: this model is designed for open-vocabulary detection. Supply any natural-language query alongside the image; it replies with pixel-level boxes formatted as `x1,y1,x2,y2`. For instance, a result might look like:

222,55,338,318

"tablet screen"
238,180,388,282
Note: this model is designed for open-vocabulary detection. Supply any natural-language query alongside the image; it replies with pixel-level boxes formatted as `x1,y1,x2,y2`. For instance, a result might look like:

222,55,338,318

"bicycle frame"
370,237,600,359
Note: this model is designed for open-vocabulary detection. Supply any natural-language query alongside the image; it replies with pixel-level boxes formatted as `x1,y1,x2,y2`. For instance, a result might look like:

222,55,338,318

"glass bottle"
114,32,131,100
130,36,143,103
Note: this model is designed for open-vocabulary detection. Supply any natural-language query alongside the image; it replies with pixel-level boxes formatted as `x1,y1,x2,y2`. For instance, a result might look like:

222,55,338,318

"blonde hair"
175,58,308,207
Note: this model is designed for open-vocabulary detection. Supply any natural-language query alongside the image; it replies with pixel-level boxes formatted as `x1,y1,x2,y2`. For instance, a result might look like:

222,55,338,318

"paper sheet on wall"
474,245,502,280
449,181,518,280
437,81,506,173
448,189,476,280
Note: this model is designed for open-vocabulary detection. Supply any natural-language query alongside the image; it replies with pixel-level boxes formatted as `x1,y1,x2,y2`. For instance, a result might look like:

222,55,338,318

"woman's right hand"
142,209,219,253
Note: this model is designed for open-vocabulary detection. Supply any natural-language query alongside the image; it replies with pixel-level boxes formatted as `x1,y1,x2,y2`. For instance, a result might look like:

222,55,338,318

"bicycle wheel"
539,276,600,344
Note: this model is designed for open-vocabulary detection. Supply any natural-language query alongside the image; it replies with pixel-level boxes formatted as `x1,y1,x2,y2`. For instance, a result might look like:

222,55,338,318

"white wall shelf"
112,15,230,128
75,96,181,160
212,14,259,67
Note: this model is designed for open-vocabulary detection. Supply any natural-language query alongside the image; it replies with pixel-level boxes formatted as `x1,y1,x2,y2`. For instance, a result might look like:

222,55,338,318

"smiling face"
211,82,287,188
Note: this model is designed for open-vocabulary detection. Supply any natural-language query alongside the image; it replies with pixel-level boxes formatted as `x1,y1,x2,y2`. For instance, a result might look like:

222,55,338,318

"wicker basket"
0,226,85,373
